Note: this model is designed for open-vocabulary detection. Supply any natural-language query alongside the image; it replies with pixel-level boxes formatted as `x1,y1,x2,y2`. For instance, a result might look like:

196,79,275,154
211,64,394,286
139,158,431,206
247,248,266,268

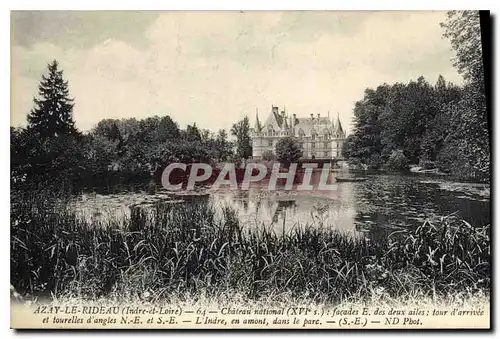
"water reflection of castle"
214,183,358,235
250,106,347,160
271,200,297,224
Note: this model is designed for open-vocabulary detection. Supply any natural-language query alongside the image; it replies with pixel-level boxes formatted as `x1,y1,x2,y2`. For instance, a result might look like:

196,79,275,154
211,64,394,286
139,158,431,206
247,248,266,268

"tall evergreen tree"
27,60,78,138
215,129,233,161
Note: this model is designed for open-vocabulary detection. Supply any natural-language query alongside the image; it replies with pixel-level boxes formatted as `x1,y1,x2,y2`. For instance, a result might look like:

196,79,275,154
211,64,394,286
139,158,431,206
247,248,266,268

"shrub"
366,153,383,170
387,150,410,172
261,150,275,161
419,159,436,170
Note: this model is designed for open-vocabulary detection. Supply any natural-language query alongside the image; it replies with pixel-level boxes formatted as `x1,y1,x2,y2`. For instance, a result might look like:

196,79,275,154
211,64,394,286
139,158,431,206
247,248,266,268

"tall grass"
11,191,490,304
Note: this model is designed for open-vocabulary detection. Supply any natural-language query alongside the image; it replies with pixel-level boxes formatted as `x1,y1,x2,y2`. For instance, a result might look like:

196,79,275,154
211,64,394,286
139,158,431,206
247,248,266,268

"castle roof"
264,107,287,130
254,112,262,132
295,116,333,135
333,114,344,136
255,106,346,137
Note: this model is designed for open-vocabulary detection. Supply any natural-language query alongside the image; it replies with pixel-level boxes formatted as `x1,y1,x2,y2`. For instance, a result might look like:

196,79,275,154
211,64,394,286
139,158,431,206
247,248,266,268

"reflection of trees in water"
353,176,491,244
255,200,261,215
271,200,297,224
210,175,489,239
266,199,273,211
353,177,431,241
230,190,250,212
181,194,210,203
242,198,249,211
230,185,357,233
312,201,330,216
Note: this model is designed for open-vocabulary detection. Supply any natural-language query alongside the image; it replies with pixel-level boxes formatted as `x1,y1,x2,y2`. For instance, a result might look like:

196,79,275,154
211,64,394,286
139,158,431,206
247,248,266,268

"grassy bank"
11,190,490,304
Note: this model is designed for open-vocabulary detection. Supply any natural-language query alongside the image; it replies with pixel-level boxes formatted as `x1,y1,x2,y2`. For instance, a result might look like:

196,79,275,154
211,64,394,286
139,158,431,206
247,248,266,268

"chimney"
317,113,320,119
310,113,314,119
272,106,279,115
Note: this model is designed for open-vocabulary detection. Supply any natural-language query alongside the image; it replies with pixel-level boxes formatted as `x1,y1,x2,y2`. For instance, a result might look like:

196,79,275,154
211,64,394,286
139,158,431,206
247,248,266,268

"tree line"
11,11,489,190
342,11,489,181
11,60,254,191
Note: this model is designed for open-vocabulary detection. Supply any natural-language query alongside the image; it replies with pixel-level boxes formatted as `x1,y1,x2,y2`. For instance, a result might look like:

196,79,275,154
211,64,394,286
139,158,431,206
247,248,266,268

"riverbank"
11,190,490,304
409,165,449,176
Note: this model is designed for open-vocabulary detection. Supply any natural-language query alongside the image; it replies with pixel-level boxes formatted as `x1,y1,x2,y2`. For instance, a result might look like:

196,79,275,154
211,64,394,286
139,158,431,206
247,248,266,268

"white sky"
11,11,463,134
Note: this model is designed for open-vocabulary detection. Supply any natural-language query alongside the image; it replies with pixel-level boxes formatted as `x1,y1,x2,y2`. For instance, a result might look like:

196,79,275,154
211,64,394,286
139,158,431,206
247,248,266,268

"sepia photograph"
10,9,490,329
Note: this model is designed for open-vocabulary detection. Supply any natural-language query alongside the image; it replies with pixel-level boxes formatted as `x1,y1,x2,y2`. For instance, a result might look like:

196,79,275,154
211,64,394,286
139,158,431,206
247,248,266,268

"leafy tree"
420,77,463,162
342,86,386,169
378,77,439,164
157,116,180,141
200,129,212,143
230,116,252,159
11,127,86,190
439,10,489,180
185,123,202,142
27,60,78,138
11,127,30,185
441,11,485,86
275,137,302,166
342,69,488,180
214,129,234,162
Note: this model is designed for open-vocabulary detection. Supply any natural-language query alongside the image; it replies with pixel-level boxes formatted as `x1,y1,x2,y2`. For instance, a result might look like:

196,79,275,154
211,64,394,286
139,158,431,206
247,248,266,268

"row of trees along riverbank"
11,60,259,192
342,11,490,182
11,12,490,192
9,58,323,193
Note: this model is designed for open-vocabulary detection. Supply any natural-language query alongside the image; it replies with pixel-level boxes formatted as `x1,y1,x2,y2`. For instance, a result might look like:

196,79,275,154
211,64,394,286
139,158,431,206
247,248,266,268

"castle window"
324,151,328,157
268,140,273,147
310,129,317,140
311,143,315,149
323,128,329,140
298,128,305,137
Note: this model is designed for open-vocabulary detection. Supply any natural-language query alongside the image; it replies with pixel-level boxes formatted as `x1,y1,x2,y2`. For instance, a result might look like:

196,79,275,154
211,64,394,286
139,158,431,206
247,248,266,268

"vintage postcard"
10,10,490,329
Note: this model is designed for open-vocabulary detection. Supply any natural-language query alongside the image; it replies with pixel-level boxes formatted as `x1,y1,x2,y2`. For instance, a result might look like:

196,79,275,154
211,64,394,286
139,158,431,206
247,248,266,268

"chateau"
250,106,347,160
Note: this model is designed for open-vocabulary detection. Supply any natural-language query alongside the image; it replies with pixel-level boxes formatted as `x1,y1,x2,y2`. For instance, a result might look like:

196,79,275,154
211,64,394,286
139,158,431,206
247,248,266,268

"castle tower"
254,109,262,133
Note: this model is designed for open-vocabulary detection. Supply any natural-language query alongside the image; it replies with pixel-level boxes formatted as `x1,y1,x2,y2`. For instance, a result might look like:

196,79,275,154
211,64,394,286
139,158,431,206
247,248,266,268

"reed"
11,190,490,303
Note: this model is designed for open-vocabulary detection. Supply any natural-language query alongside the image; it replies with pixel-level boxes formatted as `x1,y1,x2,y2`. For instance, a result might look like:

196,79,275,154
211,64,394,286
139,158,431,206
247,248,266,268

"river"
207,173,490,239
73,172,490,241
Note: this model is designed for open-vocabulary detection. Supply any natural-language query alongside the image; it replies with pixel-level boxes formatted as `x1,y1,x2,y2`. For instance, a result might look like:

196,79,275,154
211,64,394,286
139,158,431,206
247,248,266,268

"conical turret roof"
254,112,262,132
334,113,344,136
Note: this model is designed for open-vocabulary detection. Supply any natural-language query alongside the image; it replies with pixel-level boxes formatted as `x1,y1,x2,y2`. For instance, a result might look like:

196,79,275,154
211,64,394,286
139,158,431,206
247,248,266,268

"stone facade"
251,106,347,160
